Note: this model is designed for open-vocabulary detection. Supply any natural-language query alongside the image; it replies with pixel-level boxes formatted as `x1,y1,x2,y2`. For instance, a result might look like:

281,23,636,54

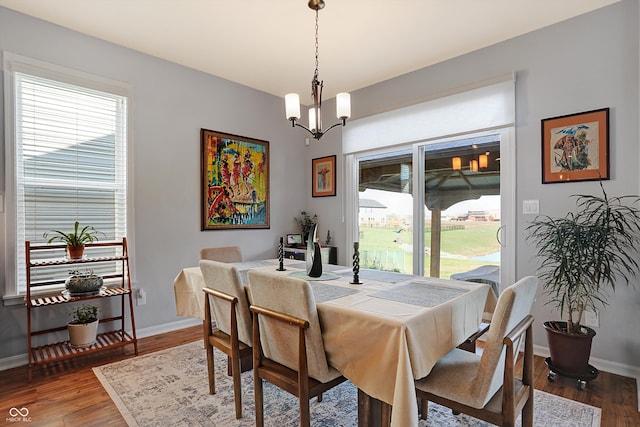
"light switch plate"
523,199,539,215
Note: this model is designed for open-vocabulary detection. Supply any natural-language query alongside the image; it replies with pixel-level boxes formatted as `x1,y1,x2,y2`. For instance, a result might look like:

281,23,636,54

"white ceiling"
0,0,621,104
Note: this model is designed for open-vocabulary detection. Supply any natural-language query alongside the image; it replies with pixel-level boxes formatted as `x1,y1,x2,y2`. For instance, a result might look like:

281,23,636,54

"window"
3,53,131,297
344,76,515,286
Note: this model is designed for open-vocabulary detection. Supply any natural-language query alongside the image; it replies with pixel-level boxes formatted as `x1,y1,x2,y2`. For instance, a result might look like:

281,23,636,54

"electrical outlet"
584,310,599,328
135,288,147,306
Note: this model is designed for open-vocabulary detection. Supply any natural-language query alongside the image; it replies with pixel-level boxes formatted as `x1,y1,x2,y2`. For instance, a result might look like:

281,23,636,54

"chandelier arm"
321,120,346,135
292,121,317,137
291,120,345,141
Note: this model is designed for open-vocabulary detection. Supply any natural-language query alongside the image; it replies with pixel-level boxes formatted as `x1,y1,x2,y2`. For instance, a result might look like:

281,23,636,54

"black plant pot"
544,321,596,375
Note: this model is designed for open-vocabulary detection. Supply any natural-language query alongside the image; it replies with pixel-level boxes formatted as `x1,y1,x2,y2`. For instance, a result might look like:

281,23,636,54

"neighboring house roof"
359,199,387,209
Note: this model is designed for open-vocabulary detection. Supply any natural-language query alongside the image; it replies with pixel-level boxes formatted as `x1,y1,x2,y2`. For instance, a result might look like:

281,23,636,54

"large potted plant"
526,182,640,377
43,221,105,259
67,304,99,348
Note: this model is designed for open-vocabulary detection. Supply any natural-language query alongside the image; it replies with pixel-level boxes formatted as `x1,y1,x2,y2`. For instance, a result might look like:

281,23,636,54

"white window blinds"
10,64,128,294
342,76,515,154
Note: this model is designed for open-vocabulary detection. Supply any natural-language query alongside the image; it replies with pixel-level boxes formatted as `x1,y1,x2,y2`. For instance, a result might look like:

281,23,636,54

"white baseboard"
135,317,201,339
0,317,202,372
534,344,640,412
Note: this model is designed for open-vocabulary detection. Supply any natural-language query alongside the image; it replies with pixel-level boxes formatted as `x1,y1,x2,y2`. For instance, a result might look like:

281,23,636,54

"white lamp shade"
336,92,351,119
308,108,317,132
285,93,301,120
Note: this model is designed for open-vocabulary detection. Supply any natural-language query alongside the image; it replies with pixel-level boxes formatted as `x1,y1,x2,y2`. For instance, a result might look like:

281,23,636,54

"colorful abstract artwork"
312,155,336,197
541,108,609,184
201,129,269,229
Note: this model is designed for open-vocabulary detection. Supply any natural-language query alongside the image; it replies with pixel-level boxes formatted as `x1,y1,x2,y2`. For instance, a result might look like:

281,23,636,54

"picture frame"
541,108,609,184
201,129,269,230
312,155,336,197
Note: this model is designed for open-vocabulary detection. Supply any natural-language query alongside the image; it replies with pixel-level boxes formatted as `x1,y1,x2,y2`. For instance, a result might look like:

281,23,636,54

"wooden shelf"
29,287,130,307
28,255,126,267
30,330,136,365
25,238,138,376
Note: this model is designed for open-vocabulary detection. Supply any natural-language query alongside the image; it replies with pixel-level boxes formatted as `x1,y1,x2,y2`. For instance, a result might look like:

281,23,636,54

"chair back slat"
200,260,252,347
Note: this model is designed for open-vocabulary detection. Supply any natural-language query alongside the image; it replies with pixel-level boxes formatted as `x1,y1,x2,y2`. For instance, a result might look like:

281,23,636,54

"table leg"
358,389,390,427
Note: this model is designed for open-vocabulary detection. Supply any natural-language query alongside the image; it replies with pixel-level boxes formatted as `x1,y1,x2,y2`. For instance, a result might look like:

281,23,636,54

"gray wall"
0,6,308,359
2,0,640,377
316,0,640,372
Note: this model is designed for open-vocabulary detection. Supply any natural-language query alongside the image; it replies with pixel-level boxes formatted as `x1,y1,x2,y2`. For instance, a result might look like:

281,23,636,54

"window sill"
2,293,26,307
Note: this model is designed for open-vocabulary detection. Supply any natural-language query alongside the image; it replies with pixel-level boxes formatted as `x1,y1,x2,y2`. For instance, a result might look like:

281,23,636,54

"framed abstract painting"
541,108,609,184
201,129,269,230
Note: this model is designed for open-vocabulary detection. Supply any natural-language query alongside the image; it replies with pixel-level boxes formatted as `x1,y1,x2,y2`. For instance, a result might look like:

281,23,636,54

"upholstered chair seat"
416,276,538,427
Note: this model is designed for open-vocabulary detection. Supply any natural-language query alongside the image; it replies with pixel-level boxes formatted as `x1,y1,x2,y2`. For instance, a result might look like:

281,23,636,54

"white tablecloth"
173,259,496,427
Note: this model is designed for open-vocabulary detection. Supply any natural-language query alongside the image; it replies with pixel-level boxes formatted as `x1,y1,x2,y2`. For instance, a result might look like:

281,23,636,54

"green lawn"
358,222,500,277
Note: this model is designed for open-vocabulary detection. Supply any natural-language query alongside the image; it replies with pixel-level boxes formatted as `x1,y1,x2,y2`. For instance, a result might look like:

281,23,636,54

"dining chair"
199,259,253,419
415,276,538,427
199,246,243,263
247,270,347,427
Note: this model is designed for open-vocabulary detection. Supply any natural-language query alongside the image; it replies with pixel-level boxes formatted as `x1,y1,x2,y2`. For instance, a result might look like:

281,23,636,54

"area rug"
93,341,601,427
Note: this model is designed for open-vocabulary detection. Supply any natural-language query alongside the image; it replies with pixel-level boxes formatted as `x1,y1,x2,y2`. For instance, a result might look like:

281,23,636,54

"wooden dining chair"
416,276,538,427
247,270,347,427
199,260,253,419
199,246,243,263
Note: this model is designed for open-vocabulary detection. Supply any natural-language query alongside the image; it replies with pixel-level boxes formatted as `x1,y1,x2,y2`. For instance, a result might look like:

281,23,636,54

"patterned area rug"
93,341,601,427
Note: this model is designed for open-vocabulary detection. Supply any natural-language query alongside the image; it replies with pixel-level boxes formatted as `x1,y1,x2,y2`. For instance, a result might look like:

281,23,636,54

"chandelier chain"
314,8,319,81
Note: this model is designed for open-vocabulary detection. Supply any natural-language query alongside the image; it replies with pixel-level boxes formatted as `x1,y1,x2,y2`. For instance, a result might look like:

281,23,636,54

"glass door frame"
345,127,515,292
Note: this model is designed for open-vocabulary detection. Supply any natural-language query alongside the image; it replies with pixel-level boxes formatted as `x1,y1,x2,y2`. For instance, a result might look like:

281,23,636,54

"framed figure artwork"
312,155,336,197
201,129,269,230
541,108,609,184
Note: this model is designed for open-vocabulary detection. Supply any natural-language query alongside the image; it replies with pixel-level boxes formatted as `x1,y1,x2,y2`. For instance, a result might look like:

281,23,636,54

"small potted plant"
67,304,99,348
43,221,105,259
526,181,640,376
295,211,318,243
65,269,104,297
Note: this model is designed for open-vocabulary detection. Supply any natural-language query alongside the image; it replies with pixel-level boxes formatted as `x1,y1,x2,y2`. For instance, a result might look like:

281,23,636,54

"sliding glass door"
419,135,501,279
357,150,414,273
355,130,511,287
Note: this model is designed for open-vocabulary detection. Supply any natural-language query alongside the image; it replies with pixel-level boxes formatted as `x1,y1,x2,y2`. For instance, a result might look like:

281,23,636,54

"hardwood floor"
1,325,638,426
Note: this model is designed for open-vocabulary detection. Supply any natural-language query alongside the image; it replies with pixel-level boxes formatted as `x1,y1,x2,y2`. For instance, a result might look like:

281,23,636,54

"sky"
360,189,500,218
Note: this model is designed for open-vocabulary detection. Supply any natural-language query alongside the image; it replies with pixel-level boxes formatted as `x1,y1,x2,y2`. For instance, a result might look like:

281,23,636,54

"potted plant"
67,304,99,348
65,269,104,297
294,211,318,243
526,181,640,376
43,221,105,259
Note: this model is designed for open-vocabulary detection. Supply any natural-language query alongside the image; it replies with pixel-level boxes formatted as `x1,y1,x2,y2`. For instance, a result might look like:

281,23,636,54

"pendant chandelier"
285,0,351,141
452,153,489,172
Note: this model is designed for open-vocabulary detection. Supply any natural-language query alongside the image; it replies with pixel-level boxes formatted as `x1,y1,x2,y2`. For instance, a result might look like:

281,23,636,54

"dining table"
173,258,496,427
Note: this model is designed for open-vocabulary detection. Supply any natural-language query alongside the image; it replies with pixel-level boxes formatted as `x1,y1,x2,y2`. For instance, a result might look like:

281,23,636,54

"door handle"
496,225,504,247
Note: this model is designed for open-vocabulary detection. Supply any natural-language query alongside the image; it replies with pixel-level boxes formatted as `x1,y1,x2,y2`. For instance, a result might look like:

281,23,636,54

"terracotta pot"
544,321,596,374
67,320,98,348
67,245,85,259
